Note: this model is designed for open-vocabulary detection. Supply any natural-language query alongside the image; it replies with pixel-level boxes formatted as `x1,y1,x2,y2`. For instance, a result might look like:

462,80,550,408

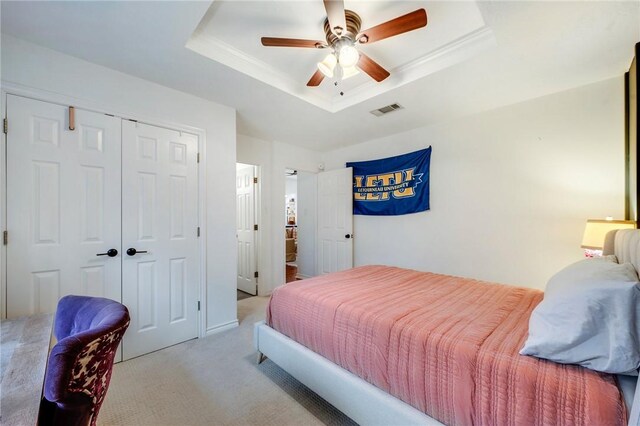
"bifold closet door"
6,95,122,318
121,120,199,360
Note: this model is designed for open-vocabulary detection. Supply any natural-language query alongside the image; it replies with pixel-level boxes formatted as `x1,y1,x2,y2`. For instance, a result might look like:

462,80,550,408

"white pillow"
520,257,640,375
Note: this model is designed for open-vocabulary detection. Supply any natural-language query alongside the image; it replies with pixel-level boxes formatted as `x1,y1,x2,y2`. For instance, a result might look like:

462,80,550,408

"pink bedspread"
267,265,626,426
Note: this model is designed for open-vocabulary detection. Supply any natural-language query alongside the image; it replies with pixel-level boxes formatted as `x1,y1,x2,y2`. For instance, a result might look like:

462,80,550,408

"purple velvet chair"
38,295,130,426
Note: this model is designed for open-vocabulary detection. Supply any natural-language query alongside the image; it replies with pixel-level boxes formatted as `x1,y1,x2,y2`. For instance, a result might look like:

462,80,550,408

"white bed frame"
254,229,640,426
253,321,442,425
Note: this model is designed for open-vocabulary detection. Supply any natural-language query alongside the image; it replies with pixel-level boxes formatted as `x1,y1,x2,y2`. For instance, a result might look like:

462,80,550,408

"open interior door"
236,164,257,295
317,167,353,274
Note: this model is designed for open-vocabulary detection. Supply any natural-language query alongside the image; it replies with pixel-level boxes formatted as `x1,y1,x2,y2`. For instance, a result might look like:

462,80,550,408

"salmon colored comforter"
266,265,627,426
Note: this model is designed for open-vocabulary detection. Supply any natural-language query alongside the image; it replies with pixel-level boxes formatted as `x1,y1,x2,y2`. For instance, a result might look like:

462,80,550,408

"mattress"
266,265,626,426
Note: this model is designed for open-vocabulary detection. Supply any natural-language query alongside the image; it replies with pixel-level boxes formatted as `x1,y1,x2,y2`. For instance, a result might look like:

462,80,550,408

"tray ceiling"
3,1,638,150
187,1,495,112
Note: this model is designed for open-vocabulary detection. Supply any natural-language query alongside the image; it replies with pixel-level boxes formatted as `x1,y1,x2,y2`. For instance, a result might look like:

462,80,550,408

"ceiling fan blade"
357,9,427,44
261,37,326,48
357,53,390,82
323,0,347,36
307,69,325,87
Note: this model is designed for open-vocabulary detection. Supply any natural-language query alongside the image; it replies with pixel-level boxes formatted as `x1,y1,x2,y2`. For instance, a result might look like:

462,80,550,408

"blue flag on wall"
346,147,431,216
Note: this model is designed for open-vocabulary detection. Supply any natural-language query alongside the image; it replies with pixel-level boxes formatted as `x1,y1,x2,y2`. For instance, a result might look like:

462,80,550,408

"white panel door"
6,95,122,318
121,121,199,360
317,167,353,275
236,165,257,295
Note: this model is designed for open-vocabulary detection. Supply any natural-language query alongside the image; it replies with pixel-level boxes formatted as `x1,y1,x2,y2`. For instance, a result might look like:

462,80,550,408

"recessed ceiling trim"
186,3,495,113
186,33,331,107
331,26,496,111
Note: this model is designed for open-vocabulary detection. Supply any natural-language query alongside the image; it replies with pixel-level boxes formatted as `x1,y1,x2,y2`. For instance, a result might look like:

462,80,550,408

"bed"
254,230,640,425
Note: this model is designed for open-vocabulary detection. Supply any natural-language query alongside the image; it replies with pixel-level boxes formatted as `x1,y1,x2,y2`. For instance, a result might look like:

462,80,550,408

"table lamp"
581,218,636,257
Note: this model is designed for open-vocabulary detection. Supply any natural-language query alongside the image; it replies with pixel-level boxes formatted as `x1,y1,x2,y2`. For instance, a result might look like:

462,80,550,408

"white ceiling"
188,1,494,112
1,1,639,152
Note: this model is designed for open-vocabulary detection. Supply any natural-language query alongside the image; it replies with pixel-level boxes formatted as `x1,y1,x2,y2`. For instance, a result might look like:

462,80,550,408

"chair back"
39,295,130,426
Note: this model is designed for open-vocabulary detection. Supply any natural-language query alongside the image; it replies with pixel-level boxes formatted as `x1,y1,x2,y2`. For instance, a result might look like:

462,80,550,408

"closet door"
6,95,122,318
121,121,199,360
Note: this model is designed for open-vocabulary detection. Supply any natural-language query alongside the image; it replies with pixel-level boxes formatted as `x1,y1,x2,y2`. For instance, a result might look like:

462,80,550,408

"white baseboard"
205,319,239,336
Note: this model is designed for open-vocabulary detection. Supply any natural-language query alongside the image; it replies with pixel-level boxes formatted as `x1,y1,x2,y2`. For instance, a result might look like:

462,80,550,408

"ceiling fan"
261,1,428,87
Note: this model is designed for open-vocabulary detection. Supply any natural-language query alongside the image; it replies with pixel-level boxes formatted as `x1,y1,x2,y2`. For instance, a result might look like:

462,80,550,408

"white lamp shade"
338,45,359,68
581,219,636,249
341,65,360,79
317,53,337,78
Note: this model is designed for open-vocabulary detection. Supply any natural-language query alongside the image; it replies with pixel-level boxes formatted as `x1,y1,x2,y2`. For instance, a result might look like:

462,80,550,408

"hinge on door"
197,301,201,311
254,271,259,278
3,118,7,134
3,231,7,245
253,177,258,184
197,227,200,237
253,224,258,231
197,153,200,163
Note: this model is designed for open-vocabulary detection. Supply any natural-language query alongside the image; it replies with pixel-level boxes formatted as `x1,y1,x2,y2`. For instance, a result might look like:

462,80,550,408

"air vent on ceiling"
370,103,404,117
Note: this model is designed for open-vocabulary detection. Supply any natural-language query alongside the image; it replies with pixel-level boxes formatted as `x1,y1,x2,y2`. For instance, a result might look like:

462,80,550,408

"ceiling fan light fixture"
338,44,359,68
261,4,429,87
341,65,360,80
317,53,337,78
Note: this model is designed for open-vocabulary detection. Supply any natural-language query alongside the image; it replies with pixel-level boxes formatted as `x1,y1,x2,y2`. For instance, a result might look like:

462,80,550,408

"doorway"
285,169,298,282
236,163,259,298
284,169,318,282
5,94,201,360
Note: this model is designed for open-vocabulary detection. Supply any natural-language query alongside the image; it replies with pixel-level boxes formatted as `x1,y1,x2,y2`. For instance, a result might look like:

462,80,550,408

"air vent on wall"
370,103,404,117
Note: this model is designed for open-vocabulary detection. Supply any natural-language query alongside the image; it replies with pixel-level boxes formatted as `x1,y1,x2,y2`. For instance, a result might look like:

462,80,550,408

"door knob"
96,249,118,257
345,234,353,239
126,248,148,256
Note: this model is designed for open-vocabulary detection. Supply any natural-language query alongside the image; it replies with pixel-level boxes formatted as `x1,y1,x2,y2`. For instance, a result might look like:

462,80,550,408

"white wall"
296,171,318,278
1,35,238,333
237,135,322,293
285,175,297,200
324,77,625,289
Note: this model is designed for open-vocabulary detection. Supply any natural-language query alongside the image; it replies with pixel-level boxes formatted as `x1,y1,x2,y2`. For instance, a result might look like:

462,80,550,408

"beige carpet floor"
100,297,357,426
